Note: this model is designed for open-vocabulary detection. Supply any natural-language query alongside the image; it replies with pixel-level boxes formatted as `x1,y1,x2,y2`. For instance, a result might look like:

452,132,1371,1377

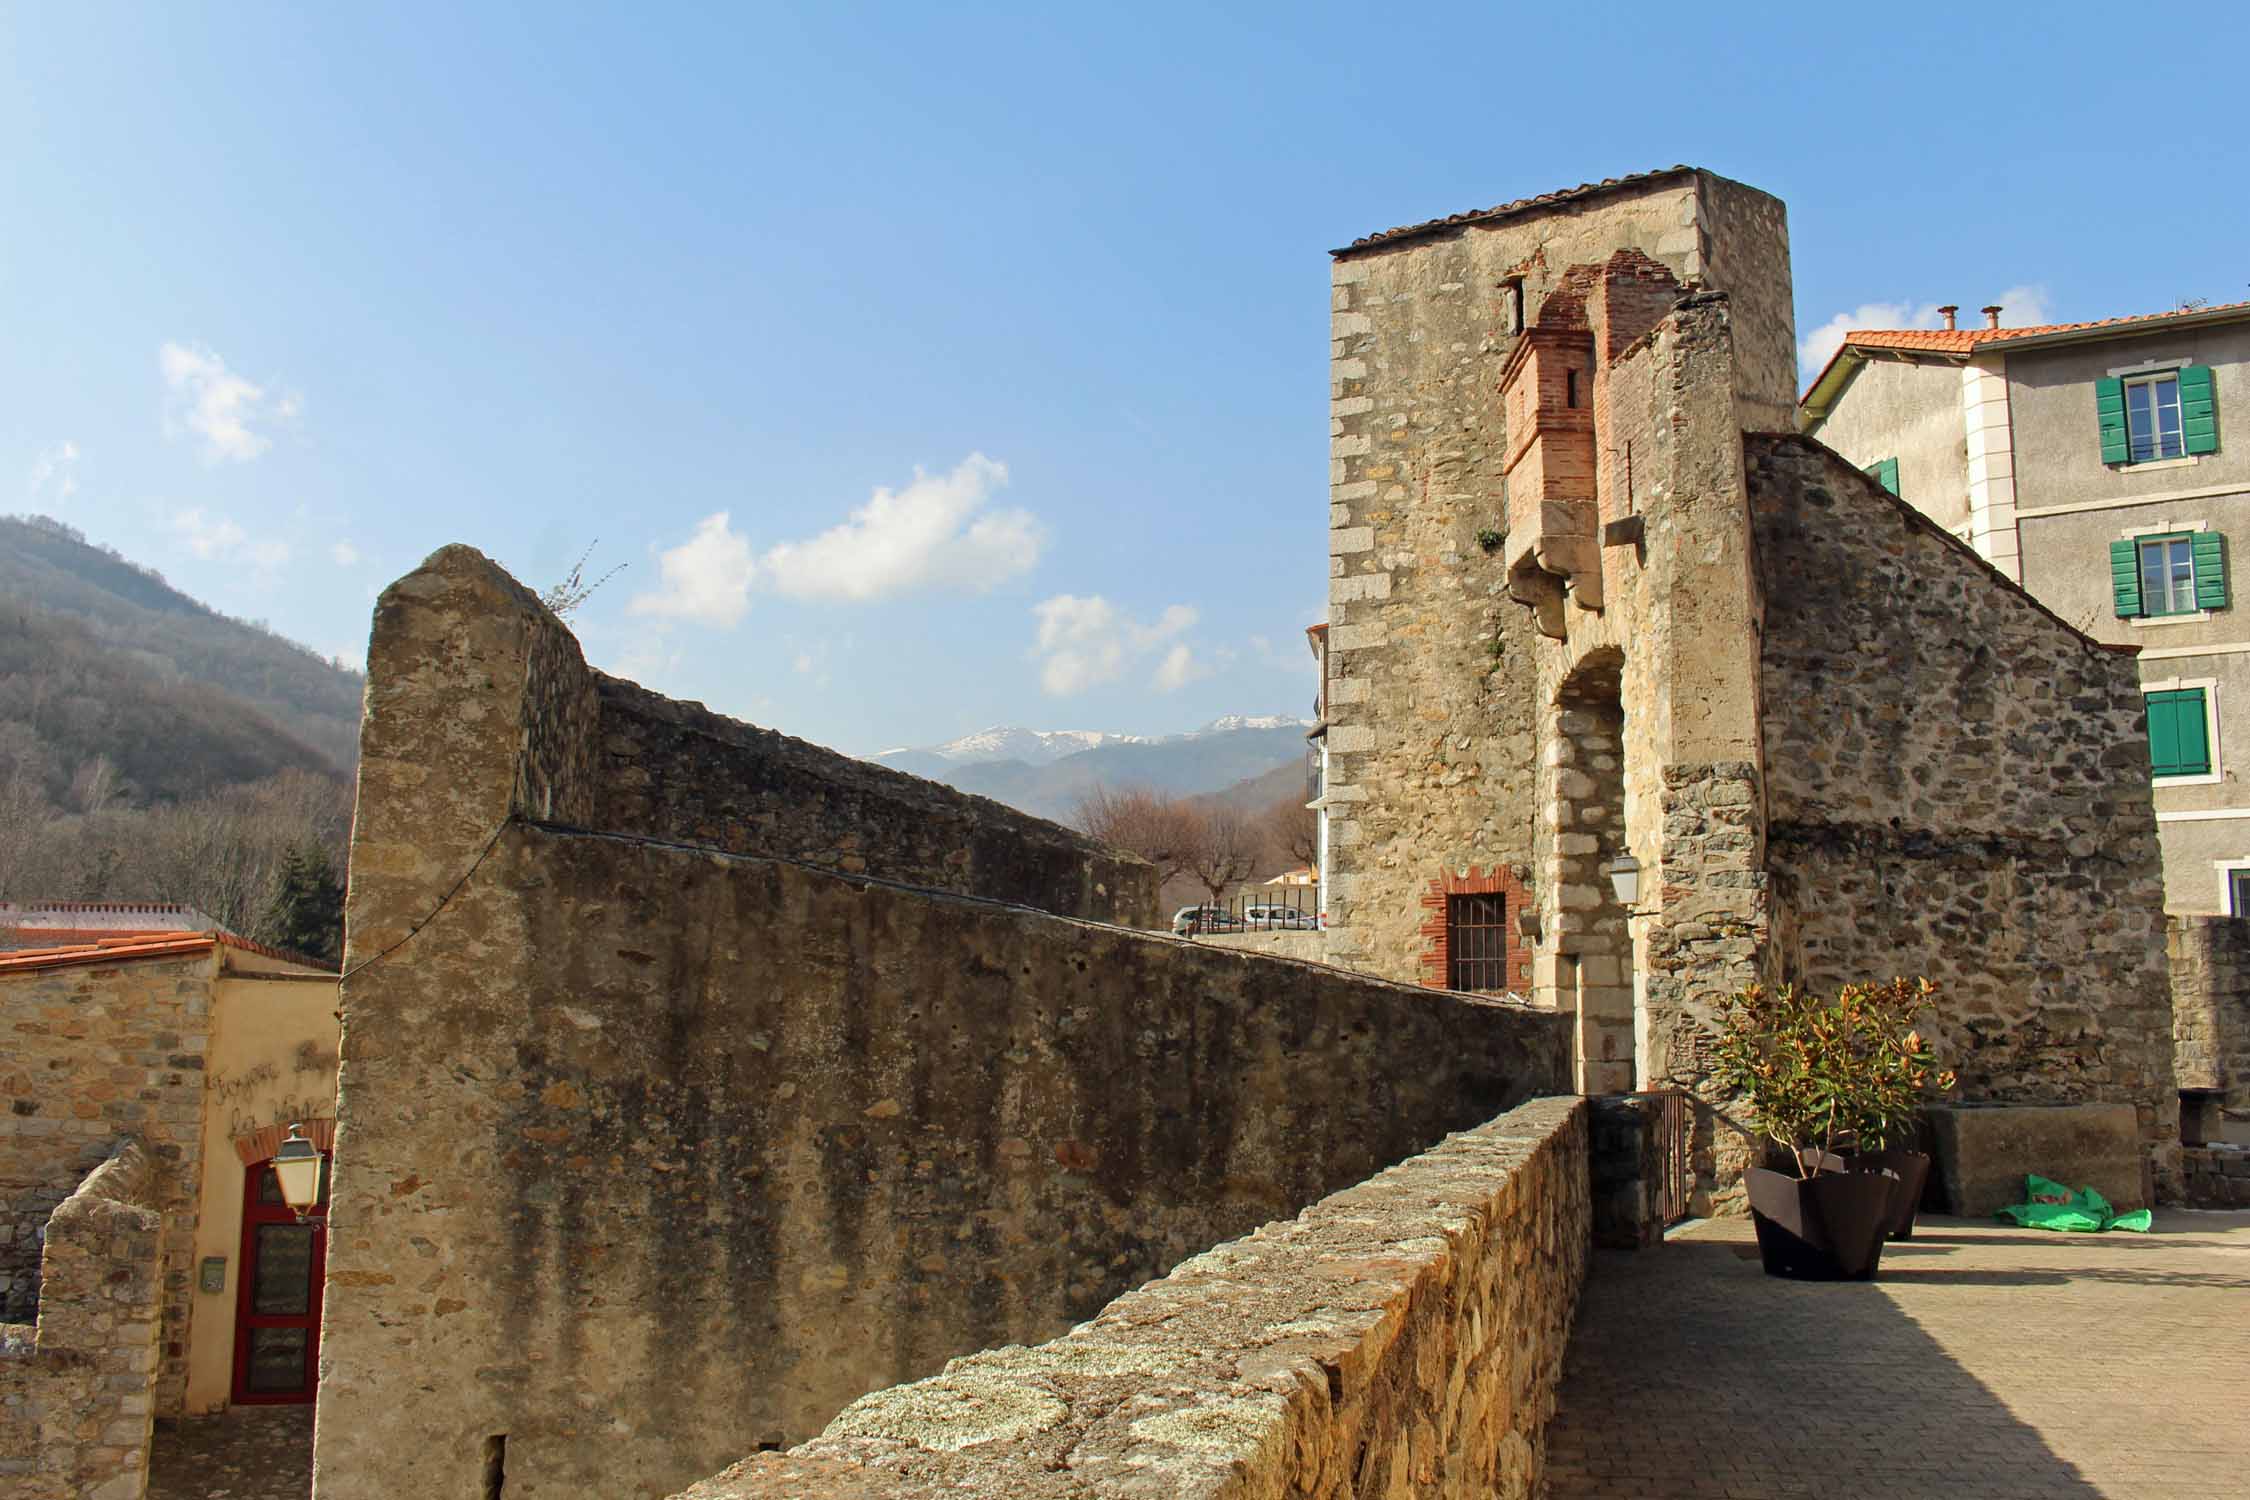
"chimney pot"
1937,305,1958,330
1981,304,2003,329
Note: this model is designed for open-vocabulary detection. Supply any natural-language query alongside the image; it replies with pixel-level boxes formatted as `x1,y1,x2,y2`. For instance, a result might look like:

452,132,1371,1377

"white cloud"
629,511,757,627
1151,642,1209,693
1797,284,2056,383
27,441,79,503
1031,594,1197,696
759,454,1040,602
168,507,289,569
330,541,361,567
626,454,1043,630
160,342,297,463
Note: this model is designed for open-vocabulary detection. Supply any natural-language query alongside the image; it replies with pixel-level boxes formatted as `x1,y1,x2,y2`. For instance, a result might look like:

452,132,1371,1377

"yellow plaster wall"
183,971,339,1414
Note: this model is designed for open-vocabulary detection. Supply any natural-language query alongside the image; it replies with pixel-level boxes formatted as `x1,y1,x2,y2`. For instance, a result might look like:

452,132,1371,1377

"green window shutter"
2194,530,2229,610
1869,457,1900,496
2096,376,2130,464
2148,689,2211,777
2111,538,2144,617
2180,364,2219,455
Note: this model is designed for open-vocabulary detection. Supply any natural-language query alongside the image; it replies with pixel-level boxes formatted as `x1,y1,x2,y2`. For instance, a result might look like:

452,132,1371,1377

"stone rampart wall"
354,547,1155,934
2169,915,2250,1127
0,1142,165,1500
0,956,213,1411
668,1097,1588,1500
1749,434,2178,1189
595,675,1157,927
316,822,1570,1499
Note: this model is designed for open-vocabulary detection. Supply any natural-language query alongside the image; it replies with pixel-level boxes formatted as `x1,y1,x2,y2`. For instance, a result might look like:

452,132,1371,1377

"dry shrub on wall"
1715,977,1956,1178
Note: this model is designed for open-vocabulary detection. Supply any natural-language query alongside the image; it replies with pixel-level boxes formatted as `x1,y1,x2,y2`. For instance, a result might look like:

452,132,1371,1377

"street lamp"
271,1123,323,1221
1600,853,1642,908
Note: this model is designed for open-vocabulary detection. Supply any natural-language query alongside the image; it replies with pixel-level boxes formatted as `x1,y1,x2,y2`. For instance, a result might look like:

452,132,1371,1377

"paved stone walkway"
148,1405,312,1500
1543,1210,2250,1499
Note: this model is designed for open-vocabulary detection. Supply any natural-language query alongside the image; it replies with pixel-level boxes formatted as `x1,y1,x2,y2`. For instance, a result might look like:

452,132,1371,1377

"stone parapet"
0,1141,164,1500
353,545,1157,934
669,1097,1589,1500
316,822,1572,1498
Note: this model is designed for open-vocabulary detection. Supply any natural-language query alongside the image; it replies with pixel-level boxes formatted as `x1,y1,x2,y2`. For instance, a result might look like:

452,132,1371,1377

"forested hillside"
0,514,361,958
0,514,364,768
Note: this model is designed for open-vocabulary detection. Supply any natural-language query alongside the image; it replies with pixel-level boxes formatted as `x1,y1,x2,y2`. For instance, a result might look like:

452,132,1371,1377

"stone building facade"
0,934,338,1418
312,548,1568,1500
1320,168,2176,1197
1802,302,2250,914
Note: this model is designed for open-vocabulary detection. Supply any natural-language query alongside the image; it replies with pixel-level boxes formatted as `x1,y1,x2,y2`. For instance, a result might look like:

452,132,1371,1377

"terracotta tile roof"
1803,299,2250,413
1839,299,2250,354
0,931,339,978
1335,166,1696,256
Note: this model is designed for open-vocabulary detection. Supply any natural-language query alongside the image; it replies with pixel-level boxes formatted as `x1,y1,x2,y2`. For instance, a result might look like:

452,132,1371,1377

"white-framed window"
2125,372,2185,463
2218,860,2250,917
2139,532,2197,615
2113,519,2228,623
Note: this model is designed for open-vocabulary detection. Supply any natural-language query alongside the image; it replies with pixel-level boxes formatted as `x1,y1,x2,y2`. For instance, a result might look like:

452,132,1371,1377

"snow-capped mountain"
868,716,1316,821
872,726,1152,771
872,716,1309,773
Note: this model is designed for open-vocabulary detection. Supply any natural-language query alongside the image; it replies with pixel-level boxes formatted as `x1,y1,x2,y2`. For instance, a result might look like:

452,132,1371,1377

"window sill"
2130,610,2216,627
2155,771,2224,786
2113,456,2203,474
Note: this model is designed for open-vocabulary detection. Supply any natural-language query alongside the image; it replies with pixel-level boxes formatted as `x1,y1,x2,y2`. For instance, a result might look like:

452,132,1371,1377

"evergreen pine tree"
265,844,345,963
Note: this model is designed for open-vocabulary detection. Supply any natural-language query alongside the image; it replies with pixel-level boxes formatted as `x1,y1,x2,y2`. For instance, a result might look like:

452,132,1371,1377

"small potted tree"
1715,977,1954,1280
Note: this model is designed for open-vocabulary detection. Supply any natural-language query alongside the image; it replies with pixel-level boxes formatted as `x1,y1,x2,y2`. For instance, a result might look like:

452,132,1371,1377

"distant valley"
871,716,1312,823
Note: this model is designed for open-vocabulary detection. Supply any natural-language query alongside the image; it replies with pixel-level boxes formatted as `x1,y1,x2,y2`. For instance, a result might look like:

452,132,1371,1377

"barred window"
1447,893,1509,992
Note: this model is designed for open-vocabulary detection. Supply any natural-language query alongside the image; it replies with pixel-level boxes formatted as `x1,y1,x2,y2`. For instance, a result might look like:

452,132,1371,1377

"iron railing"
1172,885,1322,936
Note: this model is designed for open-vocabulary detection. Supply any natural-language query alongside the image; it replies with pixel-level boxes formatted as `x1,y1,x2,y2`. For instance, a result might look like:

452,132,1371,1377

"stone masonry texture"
313,548,1571,1500
0,1142,165,1500
2167,914,2250,1132
1321,167,2177,1213
0,954,217,1414
1750,433,2179,1193
1319,169,1792,988
669,1097,1587,1500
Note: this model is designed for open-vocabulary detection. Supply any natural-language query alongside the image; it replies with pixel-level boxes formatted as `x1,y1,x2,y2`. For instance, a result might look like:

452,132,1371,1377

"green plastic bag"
1996,1174,2152,1233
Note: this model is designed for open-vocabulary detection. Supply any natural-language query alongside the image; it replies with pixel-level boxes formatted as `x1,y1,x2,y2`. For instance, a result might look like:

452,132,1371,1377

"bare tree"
1185,802,1258,902
1071,785,1204,889
1261,792,1318,871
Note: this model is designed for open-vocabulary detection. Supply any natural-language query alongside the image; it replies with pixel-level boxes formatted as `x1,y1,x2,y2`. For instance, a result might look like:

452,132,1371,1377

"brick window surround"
1418,866,1532,993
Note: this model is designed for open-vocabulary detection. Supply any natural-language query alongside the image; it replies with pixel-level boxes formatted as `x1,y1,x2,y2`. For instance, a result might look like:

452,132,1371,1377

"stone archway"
1538,651,1637,1092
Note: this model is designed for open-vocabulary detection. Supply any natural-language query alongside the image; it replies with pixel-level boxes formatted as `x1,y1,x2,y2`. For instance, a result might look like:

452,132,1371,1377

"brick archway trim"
233,1118,336,1164
1417,865,1533,993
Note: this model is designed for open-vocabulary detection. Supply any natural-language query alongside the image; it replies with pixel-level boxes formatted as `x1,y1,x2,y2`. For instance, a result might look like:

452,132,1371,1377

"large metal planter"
1845,1147,1932,1241
1745,1163,1897,1280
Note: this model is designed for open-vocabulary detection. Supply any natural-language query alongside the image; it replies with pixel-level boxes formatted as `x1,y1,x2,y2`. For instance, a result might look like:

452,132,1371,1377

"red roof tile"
0,931,338,977
1801,299,2250,412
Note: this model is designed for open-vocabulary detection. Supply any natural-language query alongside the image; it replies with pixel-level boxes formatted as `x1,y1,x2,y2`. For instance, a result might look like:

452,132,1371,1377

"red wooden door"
232,1155,328,1404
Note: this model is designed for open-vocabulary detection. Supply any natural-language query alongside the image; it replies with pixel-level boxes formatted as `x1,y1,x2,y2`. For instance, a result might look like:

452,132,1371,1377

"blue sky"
7,4,2246,756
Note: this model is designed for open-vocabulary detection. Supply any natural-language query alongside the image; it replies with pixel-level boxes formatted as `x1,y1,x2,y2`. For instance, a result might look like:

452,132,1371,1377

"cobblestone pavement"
148,1404,312,1500
1544,1210,2250,1499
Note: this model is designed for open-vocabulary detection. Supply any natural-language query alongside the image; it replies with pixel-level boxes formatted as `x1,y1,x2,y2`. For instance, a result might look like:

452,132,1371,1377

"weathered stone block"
1927,1104,2147,1215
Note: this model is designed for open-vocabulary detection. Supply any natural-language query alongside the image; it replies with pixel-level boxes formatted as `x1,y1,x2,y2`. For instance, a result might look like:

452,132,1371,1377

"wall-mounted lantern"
271,1123,323,1221
1600,854,1642,908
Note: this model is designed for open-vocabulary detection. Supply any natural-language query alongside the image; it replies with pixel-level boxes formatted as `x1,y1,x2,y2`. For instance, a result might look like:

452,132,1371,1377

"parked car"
1171,905,1243,935
1243,905,1318,930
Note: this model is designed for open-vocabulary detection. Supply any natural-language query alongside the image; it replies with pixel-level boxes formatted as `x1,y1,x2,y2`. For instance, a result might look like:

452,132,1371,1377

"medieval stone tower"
1318,166,2171,1201
1319,168,1794,1065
